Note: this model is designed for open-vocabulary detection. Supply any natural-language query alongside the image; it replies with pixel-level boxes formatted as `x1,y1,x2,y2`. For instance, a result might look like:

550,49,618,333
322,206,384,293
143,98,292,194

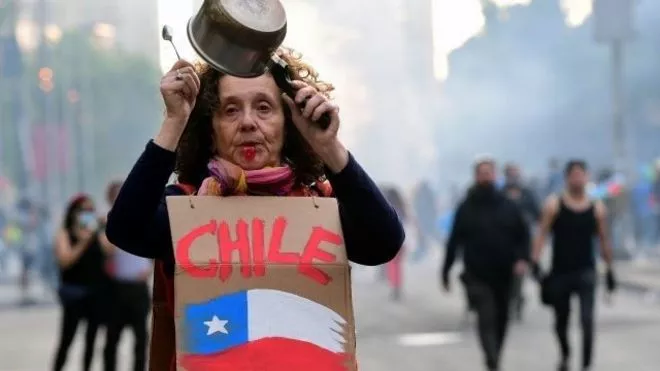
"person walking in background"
15,198,40,306
532,160,617,371
411,181,439,262
651,159,660,245
0,208,6,276
36,204,59,293
103,181,152,371
382,186,408,301
442,157,530,371
502,163,540,322
52,194,114,371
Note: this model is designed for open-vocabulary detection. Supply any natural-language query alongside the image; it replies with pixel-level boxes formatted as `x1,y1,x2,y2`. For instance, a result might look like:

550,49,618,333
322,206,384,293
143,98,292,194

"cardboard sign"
166,196,357,371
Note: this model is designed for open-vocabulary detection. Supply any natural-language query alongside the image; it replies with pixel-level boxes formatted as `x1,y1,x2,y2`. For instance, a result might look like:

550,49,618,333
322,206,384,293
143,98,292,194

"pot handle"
270,61,331,130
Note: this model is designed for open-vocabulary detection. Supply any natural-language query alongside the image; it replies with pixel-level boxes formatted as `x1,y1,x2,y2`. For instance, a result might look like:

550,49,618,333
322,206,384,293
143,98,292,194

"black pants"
53,291,102,371
103,281,150,371
510,274,525,320
551,270,596,369
462,273,513,370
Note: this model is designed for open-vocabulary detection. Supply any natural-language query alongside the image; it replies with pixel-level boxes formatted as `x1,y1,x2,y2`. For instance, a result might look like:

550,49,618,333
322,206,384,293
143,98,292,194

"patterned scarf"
198,157,296,196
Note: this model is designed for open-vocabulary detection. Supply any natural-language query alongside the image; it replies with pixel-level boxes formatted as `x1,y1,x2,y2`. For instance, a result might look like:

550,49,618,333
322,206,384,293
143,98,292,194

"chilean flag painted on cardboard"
180,289,348,371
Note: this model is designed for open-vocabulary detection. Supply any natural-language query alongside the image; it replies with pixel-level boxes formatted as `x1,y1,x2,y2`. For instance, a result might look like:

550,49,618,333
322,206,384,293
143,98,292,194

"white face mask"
78,211,98,230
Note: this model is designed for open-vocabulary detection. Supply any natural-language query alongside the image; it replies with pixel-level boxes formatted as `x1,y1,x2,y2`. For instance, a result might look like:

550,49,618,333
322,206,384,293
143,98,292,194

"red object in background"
31,125,47,181
386,247,404,289
31,125,71,180
57,125,71,172
607,182,623,196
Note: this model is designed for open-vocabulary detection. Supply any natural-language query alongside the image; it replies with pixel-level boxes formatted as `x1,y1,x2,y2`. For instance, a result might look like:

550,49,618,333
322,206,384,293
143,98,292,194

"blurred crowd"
1,154,660,370
0,181,151,371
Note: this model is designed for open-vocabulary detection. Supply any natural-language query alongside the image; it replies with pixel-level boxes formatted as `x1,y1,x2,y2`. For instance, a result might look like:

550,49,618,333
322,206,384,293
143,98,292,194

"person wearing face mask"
52,194,114,371
105,48,404,370
501,163,540,322
531,160,617,371
441,157,530,371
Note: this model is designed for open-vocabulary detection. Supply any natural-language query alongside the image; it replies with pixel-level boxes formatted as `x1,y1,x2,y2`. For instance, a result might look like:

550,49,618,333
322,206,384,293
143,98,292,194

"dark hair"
63,193,93,236
564,160,587,176
474,157,495,174
175,48,333,188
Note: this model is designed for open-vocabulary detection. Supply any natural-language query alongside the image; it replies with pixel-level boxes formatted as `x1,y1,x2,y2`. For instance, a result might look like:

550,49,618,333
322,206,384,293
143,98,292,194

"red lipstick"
241,145,256,161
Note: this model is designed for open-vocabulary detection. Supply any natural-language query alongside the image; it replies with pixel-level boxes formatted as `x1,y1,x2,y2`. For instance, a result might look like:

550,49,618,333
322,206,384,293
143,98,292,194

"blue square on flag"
183,291,249,355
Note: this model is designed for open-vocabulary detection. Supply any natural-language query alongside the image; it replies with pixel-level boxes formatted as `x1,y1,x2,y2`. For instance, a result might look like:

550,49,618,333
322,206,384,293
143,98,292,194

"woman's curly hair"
175,47,335,188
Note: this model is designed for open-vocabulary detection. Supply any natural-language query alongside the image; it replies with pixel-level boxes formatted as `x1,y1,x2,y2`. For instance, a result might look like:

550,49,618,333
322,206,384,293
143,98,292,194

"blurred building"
39,0,160,61
438,0,660,180
304,0,440,185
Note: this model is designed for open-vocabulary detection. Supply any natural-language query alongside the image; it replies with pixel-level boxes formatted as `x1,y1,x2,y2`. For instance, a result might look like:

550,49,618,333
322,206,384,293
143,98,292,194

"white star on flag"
204,315,229,336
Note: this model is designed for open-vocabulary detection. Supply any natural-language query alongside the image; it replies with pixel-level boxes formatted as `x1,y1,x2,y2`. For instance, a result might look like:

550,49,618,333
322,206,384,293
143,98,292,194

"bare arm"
594,200,614,267
97,215,115,255
98,231,116,256
54,229,91,269
532,195,559,264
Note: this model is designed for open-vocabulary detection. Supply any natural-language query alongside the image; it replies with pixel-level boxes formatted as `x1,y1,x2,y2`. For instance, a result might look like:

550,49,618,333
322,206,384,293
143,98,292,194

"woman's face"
212,74,286,170
76,199,97,229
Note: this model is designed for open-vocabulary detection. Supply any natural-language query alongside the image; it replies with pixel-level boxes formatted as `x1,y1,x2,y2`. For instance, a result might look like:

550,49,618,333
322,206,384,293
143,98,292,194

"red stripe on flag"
180,337,348,371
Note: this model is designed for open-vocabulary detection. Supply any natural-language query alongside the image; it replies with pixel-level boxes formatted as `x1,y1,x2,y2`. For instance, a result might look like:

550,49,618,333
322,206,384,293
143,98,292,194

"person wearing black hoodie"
441,157,530,371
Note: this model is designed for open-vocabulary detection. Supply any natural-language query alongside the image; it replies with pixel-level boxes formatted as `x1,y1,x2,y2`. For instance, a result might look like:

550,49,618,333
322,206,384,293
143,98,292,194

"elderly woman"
106,49,404,369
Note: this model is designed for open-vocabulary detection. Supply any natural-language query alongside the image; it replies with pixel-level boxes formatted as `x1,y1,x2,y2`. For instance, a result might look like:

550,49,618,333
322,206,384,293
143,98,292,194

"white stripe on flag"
247,289,347,353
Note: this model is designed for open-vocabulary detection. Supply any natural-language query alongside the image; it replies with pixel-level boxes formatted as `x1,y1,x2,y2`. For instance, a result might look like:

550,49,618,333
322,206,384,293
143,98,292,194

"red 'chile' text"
175,217,343,285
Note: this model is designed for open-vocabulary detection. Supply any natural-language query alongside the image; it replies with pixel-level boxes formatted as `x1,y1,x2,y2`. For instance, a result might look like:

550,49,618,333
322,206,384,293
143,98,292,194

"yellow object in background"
2,225,23,245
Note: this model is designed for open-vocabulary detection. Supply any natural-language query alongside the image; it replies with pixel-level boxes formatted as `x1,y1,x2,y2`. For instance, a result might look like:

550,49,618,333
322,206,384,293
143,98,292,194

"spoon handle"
169,40,182,60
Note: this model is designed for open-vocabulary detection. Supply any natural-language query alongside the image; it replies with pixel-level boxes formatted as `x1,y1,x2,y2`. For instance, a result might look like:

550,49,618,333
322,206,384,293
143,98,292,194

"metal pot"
186,0,331,129
187,0,288,77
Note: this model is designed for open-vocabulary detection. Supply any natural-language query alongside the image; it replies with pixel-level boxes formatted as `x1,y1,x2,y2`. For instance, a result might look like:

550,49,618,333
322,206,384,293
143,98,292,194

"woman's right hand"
156,60,201,150
160,60,201,122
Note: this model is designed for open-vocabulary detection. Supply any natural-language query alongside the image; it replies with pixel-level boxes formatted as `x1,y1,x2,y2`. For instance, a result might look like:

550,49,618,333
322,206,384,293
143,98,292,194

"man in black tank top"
531,160,617,371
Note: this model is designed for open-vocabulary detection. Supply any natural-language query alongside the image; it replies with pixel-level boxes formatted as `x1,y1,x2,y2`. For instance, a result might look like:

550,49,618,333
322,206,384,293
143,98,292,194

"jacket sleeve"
106,140,180,263
512,202,531,262
326,152,405,266
442,202,465,280
524,188,541,222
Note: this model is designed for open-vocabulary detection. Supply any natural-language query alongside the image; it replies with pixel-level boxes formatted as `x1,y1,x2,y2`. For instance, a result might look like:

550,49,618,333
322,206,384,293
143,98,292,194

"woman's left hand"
283,80,349,173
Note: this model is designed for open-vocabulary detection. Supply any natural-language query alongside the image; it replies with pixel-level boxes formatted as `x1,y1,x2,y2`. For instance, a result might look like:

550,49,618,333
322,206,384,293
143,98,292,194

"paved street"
352,257,660,371
0,252,659,370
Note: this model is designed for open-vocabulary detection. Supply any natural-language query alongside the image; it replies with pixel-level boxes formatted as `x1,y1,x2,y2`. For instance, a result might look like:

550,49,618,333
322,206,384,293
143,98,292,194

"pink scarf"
198,157,295,196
